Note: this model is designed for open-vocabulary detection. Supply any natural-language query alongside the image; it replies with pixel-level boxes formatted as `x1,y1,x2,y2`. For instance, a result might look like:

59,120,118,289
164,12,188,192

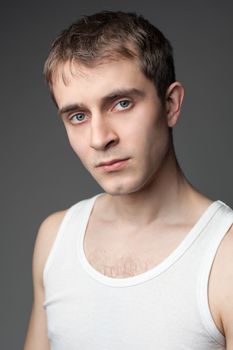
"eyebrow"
58,88,145,117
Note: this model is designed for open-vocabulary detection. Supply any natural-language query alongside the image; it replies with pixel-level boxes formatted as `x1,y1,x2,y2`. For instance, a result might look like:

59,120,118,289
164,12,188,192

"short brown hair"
44,11,176,102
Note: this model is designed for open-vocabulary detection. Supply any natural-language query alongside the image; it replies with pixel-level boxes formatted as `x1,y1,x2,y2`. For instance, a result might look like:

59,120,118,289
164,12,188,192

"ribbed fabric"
43,193,233,350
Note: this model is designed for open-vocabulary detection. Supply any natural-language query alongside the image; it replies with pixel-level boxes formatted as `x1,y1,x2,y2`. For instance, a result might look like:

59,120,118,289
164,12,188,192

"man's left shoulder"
211,222,233,343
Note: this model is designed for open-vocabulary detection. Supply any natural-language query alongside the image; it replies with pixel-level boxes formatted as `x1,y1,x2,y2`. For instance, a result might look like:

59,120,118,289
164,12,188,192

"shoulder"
210,223,233,339
32,210,68,287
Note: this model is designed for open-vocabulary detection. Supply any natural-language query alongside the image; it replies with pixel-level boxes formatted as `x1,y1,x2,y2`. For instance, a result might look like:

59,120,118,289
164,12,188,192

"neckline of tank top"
78,194,226,287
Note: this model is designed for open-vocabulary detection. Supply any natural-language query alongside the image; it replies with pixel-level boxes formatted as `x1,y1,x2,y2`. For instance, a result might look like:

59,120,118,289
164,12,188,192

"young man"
24,11,233,350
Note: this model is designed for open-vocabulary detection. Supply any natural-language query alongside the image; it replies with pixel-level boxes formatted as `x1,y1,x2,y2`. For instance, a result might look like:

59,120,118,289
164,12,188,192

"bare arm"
23,210,67,350
221,225,233,350
209,224,233,350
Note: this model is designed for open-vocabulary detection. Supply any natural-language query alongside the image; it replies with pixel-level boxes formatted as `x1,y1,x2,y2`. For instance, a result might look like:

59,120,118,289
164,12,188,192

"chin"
95,175,148,196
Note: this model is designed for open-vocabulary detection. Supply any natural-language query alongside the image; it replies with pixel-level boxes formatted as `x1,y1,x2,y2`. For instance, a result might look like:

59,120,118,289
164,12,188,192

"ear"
165,82,184,127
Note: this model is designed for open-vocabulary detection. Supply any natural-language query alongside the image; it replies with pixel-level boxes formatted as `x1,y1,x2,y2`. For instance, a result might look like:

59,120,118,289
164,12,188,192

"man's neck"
101,148,211,228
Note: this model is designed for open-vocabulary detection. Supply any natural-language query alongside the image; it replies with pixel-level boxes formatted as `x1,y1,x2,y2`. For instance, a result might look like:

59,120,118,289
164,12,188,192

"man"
24,11,233,350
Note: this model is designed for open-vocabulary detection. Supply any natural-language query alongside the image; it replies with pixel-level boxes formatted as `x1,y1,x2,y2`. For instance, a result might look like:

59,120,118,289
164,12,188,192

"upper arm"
23,210,67,350
211,224,233,349
221,225,233,349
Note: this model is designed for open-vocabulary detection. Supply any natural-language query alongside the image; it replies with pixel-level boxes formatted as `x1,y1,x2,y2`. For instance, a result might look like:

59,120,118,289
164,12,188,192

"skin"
24,57,233,349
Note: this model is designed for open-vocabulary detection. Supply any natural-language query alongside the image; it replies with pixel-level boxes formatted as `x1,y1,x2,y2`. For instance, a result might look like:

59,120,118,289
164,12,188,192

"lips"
97,158,129,167
96,158,130,172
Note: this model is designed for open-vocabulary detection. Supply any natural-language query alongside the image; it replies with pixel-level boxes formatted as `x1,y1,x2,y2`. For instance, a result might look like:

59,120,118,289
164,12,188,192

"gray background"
1,0,232,348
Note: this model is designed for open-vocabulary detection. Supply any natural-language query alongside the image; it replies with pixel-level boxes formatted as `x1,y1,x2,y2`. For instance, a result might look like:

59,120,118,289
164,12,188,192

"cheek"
134,120,170,170
122,112,166,153
148,124,170,167
65,127,88,160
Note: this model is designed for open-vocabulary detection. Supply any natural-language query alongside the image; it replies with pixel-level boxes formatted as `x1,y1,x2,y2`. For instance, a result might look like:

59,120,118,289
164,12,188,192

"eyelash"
68,99,132,125
115,99,132,110
69,112,86,124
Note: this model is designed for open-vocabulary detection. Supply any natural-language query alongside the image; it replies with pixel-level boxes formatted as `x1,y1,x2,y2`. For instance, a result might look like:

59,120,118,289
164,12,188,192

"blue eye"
70,113,86,124
119,100,130,108
117,100,131,109
116,100,131,110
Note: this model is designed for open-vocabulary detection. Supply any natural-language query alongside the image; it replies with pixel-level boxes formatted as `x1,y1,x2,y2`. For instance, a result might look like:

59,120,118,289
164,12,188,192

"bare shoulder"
209,223,233,341
23,210,68,350
32,209,68,286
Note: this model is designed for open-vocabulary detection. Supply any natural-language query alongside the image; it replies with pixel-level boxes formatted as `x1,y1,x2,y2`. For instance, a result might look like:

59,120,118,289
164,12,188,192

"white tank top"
43,193,233,350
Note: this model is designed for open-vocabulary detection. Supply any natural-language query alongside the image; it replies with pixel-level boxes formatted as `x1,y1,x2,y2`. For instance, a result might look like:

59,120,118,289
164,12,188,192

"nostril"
106,139,118,149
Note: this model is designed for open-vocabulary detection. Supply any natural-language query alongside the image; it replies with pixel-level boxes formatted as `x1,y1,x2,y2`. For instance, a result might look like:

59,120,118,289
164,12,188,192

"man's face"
53,58,171,195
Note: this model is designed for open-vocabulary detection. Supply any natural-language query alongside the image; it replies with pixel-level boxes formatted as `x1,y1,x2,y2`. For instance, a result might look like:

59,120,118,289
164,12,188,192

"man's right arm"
23,210,67,350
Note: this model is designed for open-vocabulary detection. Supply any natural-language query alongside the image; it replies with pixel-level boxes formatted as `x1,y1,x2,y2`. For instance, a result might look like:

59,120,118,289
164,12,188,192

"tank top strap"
196,201,233,346
43,193,103,285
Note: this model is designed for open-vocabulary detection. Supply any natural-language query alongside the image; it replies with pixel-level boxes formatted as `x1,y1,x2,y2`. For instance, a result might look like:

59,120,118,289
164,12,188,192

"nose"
90,116,119,151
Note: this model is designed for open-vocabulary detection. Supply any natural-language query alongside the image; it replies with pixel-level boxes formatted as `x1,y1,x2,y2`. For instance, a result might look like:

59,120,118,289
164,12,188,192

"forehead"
52,58,155,107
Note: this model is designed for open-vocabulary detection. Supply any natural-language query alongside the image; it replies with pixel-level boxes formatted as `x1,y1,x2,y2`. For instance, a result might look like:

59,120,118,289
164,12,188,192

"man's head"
44,11,184,196
44,11,176,105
